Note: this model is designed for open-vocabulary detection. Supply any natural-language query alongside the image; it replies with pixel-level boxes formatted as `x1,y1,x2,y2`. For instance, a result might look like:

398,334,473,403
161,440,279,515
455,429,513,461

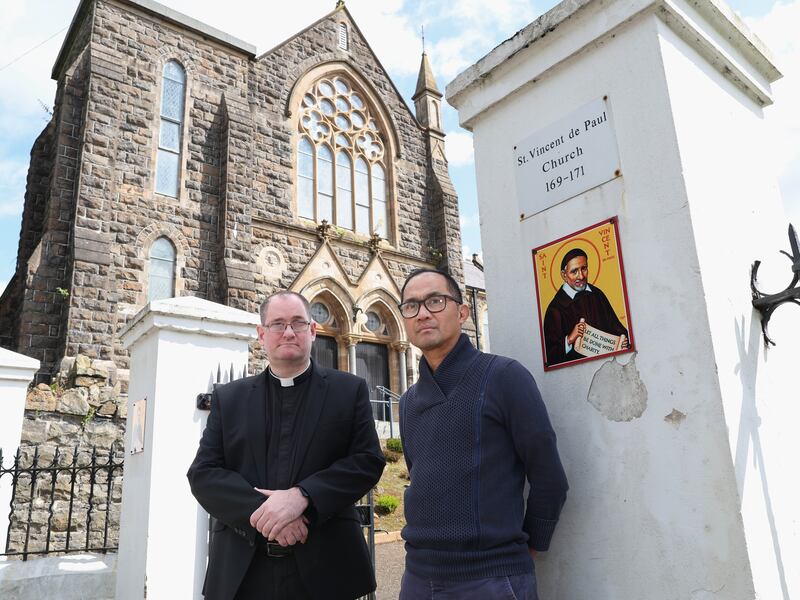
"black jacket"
187,364,385,600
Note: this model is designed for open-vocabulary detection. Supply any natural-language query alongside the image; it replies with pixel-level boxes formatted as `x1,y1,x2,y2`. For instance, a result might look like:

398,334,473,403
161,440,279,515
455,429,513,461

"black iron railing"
356,489,376,600
0,445,124,560
373,386,400,438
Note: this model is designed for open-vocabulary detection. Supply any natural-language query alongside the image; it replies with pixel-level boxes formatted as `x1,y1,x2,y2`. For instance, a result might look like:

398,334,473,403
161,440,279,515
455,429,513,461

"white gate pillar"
115,297,259,600
0,348,39,550
447,1,792,598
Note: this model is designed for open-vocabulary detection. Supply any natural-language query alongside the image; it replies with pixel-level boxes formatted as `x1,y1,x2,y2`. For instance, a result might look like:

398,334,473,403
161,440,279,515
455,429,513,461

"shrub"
374,494,400,515
385,438,403,453
383,448,402,463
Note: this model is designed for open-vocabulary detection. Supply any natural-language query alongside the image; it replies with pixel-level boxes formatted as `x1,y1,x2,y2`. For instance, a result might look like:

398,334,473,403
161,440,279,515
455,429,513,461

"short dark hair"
400,268,463,304
560,248,588,272
259,291,312,324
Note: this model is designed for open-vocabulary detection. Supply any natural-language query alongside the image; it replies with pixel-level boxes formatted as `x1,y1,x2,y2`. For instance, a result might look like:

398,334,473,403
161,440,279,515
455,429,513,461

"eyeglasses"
264,320,312,334
398,294,460,318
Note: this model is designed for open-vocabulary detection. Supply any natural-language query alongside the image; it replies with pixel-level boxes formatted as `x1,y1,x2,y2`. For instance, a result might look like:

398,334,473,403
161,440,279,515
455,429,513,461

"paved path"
375,538,405,600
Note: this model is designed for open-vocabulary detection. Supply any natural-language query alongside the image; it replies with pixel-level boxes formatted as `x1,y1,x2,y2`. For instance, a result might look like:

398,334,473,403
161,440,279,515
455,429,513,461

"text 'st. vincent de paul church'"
0,0,472,394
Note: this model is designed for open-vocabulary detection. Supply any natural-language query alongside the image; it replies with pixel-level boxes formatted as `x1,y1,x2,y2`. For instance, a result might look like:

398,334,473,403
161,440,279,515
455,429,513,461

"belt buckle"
266,542,289,558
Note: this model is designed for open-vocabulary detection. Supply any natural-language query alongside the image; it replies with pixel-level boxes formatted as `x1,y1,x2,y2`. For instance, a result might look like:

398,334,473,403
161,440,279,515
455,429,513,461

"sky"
0,0,797,297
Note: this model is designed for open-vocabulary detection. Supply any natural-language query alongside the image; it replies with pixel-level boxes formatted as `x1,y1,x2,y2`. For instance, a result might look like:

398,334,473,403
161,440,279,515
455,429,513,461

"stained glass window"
148,237,176,302
297,75,391,239
156,61,185,197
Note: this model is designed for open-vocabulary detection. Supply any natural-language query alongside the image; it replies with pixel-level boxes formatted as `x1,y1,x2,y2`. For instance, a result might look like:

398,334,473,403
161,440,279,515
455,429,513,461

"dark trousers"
399,570,539,600
233,553,312,600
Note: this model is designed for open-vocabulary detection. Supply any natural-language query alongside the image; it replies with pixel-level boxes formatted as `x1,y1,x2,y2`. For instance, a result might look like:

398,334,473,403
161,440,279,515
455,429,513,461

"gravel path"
375,539,405,600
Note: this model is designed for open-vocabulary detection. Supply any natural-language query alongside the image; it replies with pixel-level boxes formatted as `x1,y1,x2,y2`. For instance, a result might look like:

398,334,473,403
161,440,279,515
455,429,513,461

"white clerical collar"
268,361,311,387
562,283,592,299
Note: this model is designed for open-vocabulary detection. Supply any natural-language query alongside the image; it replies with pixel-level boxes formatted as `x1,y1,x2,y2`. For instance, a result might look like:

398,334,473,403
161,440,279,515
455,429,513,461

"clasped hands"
249,487,310,547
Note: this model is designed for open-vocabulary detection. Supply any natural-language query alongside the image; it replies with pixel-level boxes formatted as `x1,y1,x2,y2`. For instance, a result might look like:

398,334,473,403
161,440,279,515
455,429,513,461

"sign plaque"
130,398,147,455
514,97,621,217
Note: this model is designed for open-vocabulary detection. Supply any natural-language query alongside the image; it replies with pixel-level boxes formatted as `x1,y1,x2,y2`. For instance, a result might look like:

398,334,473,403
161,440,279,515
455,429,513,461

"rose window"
297,75,388,239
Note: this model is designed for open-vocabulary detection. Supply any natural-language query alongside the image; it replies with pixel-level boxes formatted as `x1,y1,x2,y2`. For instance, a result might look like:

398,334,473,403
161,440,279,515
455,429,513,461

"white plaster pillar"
115,297,259,600
447,1,793,598
0,348,39,551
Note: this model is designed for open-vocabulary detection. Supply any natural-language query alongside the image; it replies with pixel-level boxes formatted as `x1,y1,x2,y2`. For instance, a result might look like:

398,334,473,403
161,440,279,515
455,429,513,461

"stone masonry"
0,0,465,380
0,0,470,553
6,354,126,556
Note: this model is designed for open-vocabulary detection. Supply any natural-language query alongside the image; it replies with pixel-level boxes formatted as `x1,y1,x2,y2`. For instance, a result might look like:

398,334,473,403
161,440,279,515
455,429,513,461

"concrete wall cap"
118,296,260,348
0,347,40,372
446,0,781,114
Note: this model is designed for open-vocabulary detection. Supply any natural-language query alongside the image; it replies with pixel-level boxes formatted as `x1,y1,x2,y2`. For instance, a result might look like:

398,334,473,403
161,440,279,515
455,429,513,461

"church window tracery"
297,75,389,239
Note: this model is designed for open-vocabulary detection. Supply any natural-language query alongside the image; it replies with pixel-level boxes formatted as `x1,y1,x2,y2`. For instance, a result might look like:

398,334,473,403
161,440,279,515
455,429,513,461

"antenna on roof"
421,25,426,54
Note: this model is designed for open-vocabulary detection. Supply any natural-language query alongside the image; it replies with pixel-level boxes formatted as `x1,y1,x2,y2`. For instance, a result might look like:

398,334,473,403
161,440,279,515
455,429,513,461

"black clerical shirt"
265,363,313,491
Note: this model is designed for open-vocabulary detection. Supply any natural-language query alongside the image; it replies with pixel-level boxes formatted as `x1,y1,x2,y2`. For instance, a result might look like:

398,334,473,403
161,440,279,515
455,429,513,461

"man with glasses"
188,291,385,600
397,269,568,599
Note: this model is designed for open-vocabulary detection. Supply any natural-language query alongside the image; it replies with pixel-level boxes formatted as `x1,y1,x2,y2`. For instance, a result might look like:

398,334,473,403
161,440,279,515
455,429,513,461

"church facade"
0,0,467,396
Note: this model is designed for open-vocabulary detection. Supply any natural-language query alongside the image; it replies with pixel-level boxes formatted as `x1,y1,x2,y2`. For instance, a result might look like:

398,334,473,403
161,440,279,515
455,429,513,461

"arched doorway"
356,341,390,420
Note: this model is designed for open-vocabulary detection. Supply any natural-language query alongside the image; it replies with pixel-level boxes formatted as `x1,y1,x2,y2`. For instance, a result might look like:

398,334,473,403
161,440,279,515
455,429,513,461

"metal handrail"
375,385,400,400
371,386,400,438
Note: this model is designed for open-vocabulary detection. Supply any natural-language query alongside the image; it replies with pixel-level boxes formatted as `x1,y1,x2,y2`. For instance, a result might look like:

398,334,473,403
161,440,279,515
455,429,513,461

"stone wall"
6,355,126,556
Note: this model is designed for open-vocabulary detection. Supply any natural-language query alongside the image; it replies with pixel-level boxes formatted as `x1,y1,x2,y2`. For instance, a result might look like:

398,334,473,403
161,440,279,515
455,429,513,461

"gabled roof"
256,4,422,128
463,258,485,291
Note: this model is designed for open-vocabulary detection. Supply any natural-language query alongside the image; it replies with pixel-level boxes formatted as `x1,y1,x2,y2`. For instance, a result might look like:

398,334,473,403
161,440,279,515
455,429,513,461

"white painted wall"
0,348,39,553
659,14,799,598
447,1,793,598
115,297,258,600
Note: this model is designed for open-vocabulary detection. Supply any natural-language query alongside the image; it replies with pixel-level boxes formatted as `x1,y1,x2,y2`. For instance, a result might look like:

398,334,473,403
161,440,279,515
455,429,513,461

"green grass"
373,447,408,533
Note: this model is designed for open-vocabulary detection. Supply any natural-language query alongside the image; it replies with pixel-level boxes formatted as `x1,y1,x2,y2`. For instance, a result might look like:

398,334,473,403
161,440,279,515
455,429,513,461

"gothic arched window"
156,60,186,197
148,237,176,301
297,75,389,239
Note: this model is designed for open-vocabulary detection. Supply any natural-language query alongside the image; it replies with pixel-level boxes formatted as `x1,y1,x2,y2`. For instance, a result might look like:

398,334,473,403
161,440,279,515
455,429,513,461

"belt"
256,541,294,558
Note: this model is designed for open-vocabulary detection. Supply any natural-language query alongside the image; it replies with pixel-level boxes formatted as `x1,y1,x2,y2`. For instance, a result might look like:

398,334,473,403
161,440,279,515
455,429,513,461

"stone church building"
0,0,470,399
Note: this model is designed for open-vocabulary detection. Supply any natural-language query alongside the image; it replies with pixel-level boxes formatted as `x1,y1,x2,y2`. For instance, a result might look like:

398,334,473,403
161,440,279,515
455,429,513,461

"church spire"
412,51,443,132
413,51,442,102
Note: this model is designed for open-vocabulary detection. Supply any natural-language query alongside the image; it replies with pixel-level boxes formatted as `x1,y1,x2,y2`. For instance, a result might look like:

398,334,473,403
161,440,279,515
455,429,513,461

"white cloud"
433,0,539,35
0,280,7,297
746,1,800,221
445,131,475,167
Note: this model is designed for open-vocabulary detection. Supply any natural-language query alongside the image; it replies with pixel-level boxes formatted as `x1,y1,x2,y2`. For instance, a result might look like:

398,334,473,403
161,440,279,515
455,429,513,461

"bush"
385,438,403,453
383,448,402,463
374,494,400,515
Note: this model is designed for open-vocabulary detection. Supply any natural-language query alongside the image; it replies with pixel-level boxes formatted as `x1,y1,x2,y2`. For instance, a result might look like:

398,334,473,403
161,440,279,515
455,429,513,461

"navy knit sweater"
400,334,568,581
